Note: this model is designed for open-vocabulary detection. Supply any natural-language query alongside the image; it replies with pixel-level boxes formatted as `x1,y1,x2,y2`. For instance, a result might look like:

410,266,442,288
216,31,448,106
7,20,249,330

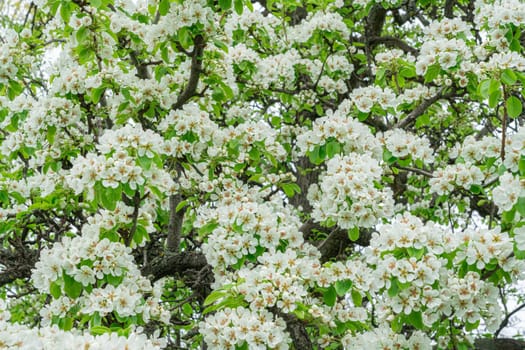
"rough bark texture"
140,250,208,282
474,338,525,350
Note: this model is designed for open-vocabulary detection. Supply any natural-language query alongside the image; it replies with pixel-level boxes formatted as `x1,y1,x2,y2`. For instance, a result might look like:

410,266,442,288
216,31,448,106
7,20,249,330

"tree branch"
0,248,38,287
288,157,320,214
141,250,208,282
166,193,185,252
299,220,372,262
395,88,452,129
495,302,525,338
172,35,205,110
369,36,419,56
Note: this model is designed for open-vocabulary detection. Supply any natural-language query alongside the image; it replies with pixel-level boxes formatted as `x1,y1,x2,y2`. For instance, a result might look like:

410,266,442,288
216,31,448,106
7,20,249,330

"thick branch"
172,35,205,110
366,4,387,38
279,312,313,350
299,220,372,262
141,250,208,282
474,338,525,350
166,193,184,252
395,88,451,129
129,50,151,80
289,157,319,214
0,248,38,287
369,36,419,56
444,0,455,18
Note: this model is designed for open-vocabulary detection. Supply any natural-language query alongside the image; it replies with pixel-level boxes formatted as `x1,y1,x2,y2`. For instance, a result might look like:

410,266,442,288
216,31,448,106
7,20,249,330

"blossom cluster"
429,163,485,195
296,101,382,158
423,18,471,39
31,223,169,327
159,103,220,160
288,11,350,44
349,86,399,113
0,96,86,164
480,52,525,74
378,128,435,163
199,307,290,350
196,181,304,273
416,37,471,76
307,153,394,229
66,123,176,201
492,172,523,213
342,326,431,350
224,9,280,47
0,52,18,86
475,0,525,31
0,298,165,350
235,249,316,313
362,213,521,332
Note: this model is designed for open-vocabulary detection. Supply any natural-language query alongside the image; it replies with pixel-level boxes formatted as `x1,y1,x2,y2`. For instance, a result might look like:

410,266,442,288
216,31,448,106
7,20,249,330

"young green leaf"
506,95,522,118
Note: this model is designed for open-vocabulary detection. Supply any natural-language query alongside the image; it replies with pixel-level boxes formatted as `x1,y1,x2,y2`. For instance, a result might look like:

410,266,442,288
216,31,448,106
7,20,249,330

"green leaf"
137,155,153,170
351,289,362,306
469,184,482,195
323,286,337,307
478,79,491,99
203,295,245,314
50,281,62,299
91,87,105,104
506,95,522,118
77,46,94,65
415,114,430,128
281,183,301,197
519,155,525,176
457,342,470,350
357,111,368,121
516,197,525,217
465,320,479,331
46,125,57,145
59,317,74,331
406,311,424,330
99,185,122,211
133,224,149,245
203,290,226,306
234,0,243,15
348,227,359,241
7,81,23,100
176,199,188,212
219,0,232,10
308,145,325,165
488,90,501,108
159,0,170,16
91,312,102,327
178,27,192,50
501,69,517,85
106,274,124,286
502,207,516,224
383,149,396,165
63,273,83,299
182,302,193,316
388,279,399,297
326,140,341,158
334,280,352,296
76,26,89,43
424,64,440,83
489,79,501,95
198,222,218,236
400,66,416,78
391,315,403,332
90,325,111,335
60,1,72,23
89,0,102,7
